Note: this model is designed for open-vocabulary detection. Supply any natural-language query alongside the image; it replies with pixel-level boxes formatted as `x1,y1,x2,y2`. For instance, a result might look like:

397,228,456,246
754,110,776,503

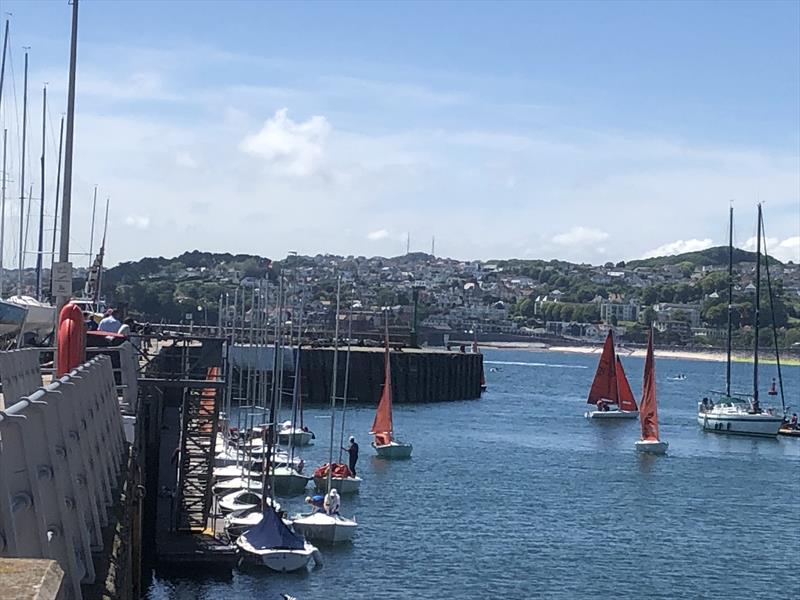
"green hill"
627,246,783,269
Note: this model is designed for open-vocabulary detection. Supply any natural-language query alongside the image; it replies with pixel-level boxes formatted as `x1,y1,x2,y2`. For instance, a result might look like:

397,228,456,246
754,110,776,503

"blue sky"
0,0,798,266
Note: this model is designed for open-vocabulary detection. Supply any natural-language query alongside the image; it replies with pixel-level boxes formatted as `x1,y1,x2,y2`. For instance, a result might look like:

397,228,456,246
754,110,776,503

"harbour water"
148,348,800,599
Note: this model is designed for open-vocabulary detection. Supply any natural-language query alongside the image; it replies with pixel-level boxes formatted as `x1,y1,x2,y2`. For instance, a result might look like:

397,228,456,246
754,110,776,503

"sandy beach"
476,341,800,365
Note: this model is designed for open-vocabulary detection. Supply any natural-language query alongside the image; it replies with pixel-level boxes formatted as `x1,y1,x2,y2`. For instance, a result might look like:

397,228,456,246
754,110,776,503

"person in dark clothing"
342,436,359,477
84,312,99,331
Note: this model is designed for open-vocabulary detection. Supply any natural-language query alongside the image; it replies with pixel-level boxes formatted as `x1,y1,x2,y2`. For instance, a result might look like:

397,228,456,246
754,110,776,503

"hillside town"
80,247,800,350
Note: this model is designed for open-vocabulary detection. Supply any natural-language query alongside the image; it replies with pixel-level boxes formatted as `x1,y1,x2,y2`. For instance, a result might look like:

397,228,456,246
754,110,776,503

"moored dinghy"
371,310,413,458
585,330,638,420
635,330,668,455
237,506,320,572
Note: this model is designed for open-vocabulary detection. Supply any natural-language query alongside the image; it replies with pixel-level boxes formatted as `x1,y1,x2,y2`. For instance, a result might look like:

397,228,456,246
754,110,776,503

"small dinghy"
312,463,361,495
219,489,276,516
212,476,263,496
271,465,311,495
237,507,321,572
291,509,358,544
371,313,412,459
584,331,638,420
213,464,260,481
635,331,668,455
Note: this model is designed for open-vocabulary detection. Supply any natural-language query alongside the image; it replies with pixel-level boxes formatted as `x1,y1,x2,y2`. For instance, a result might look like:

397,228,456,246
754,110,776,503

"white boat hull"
585,410,638,419
697,412,783,437
212,477,263,496
292,513,357,544
635,439,669,455
277,429,314,447
271,467,311,495
313,476,362,495
237,538,319,572
373,441,413,459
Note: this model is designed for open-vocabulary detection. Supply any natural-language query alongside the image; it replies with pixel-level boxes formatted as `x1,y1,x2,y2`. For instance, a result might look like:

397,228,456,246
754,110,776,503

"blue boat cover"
243,508,305,550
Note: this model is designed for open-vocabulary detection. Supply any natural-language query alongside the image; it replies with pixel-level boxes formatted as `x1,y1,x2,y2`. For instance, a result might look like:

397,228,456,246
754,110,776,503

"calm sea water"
148,349,800,600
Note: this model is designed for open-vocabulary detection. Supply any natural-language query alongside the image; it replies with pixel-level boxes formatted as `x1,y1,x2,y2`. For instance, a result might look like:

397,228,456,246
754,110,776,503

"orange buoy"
57,303,86,376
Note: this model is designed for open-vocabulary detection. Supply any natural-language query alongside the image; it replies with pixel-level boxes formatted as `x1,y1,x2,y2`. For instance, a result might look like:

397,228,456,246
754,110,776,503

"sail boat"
635,328,668,454
371,309,413,457
697,205,783,437
313,303,362,494
292,276,357,543
584,330,638,419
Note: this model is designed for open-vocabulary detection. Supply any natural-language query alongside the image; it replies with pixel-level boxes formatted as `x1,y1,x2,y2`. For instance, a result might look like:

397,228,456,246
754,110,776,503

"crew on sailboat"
324,489,341,515
305,495,324,514
342,436,359,477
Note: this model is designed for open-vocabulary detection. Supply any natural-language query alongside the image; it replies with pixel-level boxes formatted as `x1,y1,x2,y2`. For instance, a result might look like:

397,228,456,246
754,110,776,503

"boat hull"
277,430,314,447
272,469,311,495
778,427,800,438
635,439,669,455
697,413,783,437
373,441,413,459
312,476,362,495
585,410,638,419
237,539,318,572
291,514,357,544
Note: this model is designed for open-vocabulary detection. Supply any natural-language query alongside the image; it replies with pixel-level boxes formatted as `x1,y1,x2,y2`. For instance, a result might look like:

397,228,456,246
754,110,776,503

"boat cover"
243,507,305,550
313,463,352,478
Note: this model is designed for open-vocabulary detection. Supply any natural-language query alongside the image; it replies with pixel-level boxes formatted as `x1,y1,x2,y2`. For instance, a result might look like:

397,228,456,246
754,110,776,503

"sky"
0,0,798,268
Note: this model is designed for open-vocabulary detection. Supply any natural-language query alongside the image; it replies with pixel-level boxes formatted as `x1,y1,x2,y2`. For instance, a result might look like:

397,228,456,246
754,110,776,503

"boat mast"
760,214,786,415
94,197,109,304
726,205,733,398
88,185,96,268
0,19,8,297
325,275,342,495
752,204,762,413
57,0,79,312
18,49,28,296
1,129,6,296
49,116,64,287
35,85,46,300
337,300,353,464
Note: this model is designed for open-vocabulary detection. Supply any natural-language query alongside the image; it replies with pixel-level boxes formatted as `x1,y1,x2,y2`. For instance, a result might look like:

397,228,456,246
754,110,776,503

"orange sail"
615,357,638,412
639,330,660,441
587,331,618,405
370,326,394,445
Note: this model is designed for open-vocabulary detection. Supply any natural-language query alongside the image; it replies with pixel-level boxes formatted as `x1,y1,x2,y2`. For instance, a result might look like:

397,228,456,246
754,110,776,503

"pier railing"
0,355,127,599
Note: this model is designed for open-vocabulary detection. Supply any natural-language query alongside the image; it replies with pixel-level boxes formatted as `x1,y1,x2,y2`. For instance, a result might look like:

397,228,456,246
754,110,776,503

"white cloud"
240,108,330,177
552,226,609,246
367,229,389,241
176,152,198,168
125,215,151,229
643,238,713,258
744,235,800,263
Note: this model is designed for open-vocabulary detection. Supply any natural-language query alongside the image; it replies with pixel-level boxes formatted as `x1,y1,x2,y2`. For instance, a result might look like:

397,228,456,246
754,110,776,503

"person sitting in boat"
373,433,391,447
597,400,610,412
305,495,325,514
324,488,341,515
790,413,799,430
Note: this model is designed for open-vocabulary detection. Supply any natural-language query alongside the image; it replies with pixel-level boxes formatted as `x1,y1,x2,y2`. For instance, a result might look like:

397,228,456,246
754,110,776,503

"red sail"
639,330,660,441
587,331,618,405
615,357,638,412
370,330,394,444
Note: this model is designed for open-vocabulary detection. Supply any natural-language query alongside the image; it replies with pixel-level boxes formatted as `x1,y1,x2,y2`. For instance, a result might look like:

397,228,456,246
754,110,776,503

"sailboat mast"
752,205,762,412
88,185,97,268
57,0,79,311
0,19,9,105
760,215,786,415
1,129,6,296
337,302,353,464
36,85,46,300
726,206,733,398
18,49,28,296
326,276,342,495
49,116,64,281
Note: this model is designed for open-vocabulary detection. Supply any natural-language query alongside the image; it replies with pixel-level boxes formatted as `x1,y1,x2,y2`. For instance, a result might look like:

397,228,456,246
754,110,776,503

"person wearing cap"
98,308,122,333
342,436,359,477
324,488,340,515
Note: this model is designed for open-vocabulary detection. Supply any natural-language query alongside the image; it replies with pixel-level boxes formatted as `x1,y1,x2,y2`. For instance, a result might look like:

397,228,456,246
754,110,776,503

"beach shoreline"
476,341,800,366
